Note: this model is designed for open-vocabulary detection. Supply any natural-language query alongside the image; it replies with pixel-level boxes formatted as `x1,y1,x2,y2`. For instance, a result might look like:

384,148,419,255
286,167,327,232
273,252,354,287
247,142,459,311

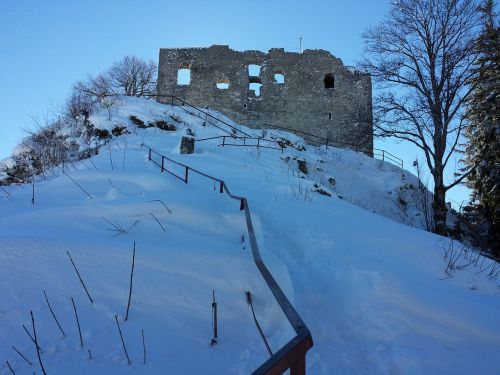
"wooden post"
161,156,164,172
184,167,189,184
219,181,224,193
382,150,385,161
148,148,151,161
290,358,306,375
257,139,260,149
222,136,225,147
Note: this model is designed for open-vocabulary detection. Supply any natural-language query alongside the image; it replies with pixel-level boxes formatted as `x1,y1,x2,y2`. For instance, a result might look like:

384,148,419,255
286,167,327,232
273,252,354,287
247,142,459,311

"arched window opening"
177,68,191,85
274,73,285,84
324,73,335,89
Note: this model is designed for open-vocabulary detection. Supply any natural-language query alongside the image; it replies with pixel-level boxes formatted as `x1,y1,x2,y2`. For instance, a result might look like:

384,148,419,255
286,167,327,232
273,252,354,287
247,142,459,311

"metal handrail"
197,135,284,152
144,143,313,374
265,124,404,169
147,94,251,138
145,94,403,169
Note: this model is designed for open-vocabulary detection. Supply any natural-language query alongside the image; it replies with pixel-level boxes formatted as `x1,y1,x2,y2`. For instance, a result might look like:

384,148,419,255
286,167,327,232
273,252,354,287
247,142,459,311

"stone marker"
180,136,195,154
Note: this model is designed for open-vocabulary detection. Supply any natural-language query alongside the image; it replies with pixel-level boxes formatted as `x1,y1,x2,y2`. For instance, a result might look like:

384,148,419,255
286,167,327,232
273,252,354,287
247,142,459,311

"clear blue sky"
0,0,470,205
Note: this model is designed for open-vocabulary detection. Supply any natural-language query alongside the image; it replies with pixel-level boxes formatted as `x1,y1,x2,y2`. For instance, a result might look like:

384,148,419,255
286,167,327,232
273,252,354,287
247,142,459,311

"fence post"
290,358,306,375
148,148,151,161
184,167,189,183
219,181,224,193
382,150,385,161
161,156,164,172
170,96,173,105
257,138,260,149
222,136,225,147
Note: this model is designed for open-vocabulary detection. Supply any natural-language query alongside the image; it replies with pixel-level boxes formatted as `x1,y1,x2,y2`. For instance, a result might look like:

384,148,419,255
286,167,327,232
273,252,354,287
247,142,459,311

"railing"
146,94,404,169
264,124,404,169
372,149,404,169
197,135,284,152
144,143,313,374
148,94,251,138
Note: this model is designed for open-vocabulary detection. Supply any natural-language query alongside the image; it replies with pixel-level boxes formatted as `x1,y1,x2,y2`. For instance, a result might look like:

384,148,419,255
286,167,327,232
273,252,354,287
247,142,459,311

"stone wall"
157,45,373,154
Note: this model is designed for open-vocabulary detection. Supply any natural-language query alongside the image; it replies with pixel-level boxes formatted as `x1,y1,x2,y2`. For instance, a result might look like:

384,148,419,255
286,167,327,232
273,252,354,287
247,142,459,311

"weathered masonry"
157,45,373,154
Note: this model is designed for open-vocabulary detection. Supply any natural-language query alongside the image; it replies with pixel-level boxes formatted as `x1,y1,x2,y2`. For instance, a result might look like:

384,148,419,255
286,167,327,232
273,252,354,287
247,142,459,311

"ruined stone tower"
157,45,373,154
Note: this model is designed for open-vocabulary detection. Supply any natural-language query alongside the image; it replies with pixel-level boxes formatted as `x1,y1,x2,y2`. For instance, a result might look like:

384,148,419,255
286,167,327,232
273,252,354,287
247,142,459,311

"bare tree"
73,73,113,107
107,56,157,97
362,0,482,235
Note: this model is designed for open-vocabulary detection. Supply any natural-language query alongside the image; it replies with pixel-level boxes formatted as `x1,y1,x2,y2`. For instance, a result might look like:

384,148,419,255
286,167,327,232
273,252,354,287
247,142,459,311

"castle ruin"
157,45,373,154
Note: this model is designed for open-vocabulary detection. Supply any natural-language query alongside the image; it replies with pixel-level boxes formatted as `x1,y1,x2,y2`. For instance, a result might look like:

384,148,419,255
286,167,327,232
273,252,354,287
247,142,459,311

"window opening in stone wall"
177,68,191,85
328,112,332,120
216,81,230,89
324,73,335,89
249,82,263,97
274,73,285,84
248,64,261,77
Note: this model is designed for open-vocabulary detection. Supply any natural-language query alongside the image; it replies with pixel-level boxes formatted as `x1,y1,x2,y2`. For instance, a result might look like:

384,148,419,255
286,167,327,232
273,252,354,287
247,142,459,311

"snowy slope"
1,97,499,374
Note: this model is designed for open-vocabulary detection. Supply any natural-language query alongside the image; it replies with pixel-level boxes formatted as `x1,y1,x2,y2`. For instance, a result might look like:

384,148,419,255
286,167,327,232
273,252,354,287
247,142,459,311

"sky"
0,0,471,206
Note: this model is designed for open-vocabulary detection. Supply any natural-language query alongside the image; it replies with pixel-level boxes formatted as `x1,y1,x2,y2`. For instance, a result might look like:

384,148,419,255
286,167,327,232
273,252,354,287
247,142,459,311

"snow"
1,97,499,374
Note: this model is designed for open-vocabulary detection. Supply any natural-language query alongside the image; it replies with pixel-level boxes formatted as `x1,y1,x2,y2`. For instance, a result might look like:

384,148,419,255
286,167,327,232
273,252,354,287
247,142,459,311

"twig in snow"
43,290,65,337
108,144,114,170
149,213,165,232
0,186,12,198
122,139,127,170
101,217,139,236
12,346,33,366
114,315,131,365
89,157,98,170
124,242,136,321
22,325,42,352
30,311,47,375
245,291,273,357
63,171,93,199
6,361,15,375
142,329,146,365
438,275,454,280
211,290,218,346
148,199,172,213
67,251,94,304
71,297,84,347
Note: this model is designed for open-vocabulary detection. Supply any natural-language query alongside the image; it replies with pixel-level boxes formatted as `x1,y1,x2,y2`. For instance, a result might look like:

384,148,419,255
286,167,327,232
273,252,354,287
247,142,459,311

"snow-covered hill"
1,97,499,374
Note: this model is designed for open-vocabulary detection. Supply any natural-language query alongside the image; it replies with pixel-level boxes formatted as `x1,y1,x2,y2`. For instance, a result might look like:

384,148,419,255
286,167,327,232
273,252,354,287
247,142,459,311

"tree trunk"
432,169,447,236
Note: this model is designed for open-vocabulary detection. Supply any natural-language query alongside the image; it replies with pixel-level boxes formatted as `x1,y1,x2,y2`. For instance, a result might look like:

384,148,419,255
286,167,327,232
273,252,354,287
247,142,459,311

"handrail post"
161,156,164,172
222,136,225,147
148,148,151,161
290,358,306,375
219,181,224,193
257,138,260,149
240,199,244,211
382,150,385,161
184,166,189,183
